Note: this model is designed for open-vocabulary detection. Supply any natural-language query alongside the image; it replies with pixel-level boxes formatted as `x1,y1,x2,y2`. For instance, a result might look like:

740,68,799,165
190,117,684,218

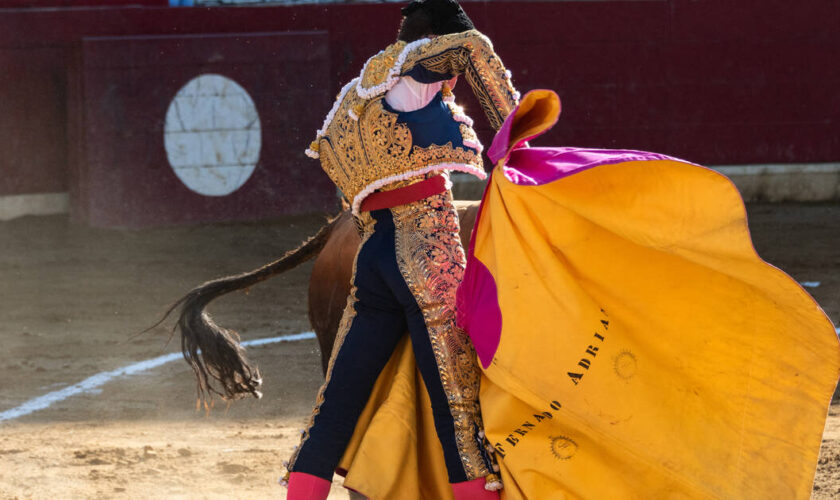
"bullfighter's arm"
401,30,520,131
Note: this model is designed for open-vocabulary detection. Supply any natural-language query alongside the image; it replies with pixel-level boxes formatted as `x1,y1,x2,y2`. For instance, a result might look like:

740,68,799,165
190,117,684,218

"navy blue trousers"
290,206,477,484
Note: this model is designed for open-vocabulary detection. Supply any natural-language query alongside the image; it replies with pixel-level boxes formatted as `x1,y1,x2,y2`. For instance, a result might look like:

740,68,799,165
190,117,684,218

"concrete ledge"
452,163,840,202
712,163,840,202
0,193,69,221
451,172,488,201
2,163,837,222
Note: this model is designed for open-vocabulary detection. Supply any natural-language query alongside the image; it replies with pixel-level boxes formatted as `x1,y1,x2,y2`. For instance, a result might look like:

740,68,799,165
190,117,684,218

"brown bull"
162,200,481,400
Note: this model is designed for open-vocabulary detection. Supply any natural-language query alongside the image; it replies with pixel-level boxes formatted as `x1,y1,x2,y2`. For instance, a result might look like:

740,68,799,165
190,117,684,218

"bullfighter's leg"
285,223,408,485
384,191,500,488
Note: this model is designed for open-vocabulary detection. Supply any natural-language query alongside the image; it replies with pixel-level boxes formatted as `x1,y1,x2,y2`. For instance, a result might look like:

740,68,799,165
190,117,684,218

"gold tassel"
484,473,503,491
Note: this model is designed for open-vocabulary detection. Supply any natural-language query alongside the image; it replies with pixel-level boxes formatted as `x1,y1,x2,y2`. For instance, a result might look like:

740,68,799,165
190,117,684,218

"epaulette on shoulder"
355,38,427,99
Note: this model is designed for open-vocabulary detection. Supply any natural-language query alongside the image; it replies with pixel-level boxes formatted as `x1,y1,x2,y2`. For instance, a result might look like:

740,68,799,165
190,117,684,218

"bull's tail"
149,215,339,402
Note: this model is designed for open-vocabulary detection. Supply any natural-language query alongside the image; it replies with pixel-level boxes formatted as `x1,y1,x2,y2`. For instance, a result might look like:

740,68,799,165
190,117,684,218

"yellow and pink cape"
336,90,839,499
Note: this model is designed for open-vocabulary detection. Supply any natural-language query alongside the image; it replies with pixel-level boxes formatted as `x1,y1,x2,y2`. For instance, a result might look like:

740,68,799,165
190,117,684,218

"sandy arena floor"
0,204,838,499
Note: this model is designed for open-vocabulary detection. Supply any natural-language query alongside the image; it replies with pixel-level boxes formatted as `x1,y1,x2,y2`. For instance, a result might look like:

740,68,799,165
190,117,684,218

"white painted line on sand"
0,331,316,423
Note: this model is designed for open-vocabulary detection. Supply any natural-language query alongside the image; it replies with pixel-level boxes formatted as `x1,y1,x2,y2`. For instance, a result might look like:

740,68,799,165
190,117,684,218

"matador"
281,0,518,498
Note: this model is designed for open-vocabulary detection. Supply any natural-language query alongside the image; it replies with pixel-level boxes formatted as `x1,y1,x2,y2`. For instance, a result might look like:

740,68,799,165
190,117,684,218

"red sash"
360,175,447,212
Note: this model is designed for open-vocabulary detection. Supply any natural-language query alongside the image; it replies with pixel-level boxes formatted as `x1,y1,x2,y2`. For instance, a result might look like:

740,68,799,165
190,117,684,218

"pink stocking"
287,472,331,500
451,478,501,500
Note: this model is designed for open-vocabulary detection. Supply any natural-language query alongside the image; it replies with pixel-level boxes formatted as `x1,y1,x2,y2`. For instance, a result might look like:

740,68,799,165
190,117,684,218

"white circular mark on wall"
164,74,261,196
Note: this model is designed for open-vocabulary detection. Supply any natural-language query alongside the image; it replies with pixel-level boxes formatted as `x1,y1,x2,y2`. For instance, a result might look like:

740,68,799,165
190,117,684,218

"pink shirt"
384,76,458,112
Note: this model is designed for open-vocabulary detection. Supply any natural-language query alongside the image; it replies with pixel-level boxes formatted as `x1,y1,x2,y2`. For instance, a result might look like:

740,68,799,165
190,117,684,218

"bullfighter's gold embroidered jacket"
305,30,519,214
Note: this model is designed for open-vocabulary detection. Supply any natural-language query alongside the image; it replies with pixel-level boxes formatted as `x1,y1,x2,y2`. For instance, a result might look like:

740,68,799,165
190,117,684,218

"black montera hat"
399,0,475,39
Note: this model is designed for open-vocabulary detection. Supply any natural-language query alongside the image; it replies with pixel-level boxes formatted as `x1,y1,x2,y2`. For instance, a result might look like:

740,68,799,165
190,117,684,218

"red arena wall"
0,1,837,226
71,32,333,227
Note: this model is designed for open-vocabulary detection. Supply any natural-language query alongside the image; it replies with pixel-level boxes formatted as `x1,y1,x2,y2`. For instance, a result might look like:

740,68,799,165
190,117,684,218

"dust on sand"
0,204,838,499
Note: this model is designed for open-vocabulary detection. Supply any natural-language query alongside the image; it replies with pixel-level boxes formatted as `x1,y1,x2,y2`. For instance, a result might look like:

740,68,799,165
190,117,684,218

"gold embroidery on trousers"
391,192,496,480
